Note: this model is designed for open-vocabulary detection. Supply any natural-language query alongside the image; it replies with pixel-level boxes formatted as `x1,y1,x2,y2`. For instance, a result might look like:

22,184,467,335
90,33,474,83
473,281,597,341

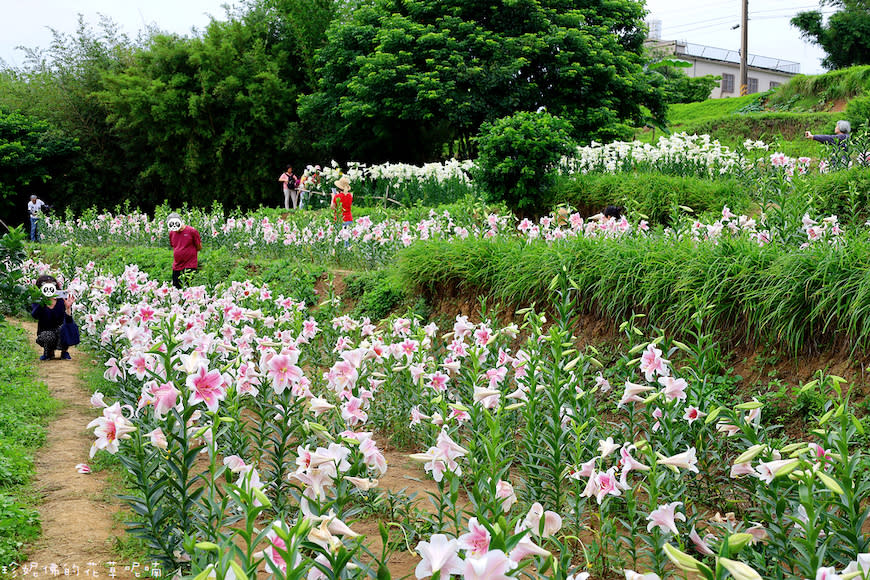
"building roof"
647,40,800,75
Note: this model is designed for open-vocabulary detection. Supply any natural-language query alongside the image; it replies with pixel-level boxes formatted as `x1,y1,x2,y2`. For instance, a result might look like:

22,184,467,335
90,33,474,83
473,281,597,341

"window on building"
769,81,781,89
748,77,758,93
722,73,734,93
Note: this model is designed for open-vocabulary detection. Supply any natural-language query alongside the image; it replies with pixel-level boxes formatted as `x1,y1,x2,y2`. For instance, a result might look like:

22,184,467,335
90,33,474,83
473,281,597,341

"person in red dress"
167,212,202,288
331,176,353,225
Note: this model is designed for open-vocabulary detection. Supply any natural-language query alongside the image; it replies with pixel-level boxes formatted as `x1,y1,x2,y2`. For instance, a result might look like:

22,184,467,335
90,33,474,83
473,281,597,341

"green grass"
667,94,759,127
0,322,59,565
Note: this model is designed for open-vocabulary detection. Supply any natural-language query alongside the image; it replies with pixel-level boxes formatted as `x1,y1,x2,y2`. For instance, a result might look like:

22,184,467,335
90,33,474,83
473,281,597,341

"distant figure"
603,205,623,219
331,176,354,227
31,274,74,360
805,120,850,147
278,165,300,209
167,213,202,289
27,194,47,241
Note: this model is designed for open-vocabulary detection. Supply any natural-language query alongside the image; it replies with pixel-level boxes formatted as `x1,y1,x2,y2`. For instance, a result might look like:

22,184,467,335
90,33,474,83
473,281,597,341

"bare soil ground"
18,321,136,579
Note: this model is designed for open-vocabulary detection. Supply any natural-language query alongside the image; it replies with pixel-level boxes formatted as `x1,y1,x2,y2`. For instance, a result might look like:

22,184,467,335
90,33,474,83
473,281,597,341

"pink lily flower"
754,458,799,484
646,501,686,535
689,526,716,556
658,447,699,473
145,428,168,450
619,444,651,487
520,502,562,537
618,381,655,408
730,462,756,478
267,354,304,394
495,480,517,513
683,406,706,424
639,344,669,381
75,463,91,474
462,549,516,580
414,534,464,579
458,517,491,556
87,402,136,457
658,376,688,402
186,365,226,413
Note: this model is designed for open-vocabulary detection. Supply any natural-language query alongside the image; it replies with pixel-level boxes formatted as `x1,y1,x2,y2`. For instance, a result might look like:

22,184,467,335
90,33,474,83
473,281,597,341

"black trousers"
172,268,196,289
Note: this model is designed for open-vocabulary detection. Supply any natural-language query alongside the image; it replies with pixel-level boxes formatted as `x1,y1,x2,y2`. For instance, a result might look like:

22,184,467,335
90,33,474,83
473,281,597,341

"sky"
0,0,832,75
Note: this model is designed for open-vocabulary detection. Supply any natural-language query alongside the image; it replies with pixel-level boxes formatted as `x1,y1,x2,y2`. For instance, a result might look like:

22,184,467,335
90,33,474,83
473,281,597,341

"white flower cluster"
563,133,759,177
301,159,474,188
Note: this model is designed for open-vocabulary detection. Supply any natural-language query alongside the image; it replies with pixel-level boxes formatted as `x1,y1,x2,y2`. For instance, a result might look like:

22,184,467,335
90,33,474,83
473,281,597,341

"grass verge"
0,322,59,565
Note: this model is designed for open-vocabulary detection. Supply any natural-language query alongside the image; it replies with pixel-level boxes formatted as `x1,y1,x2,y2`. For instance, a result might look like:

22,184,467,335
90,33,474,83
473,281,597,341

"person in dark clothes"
603,205,623,219
30,274,74,360
805,120,850,147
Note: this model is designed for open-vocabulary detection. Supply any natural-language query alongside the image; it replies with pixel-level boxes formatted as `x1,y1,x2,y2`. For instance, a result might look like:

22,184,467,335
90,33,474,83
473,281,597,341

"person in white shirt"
27,195,46,241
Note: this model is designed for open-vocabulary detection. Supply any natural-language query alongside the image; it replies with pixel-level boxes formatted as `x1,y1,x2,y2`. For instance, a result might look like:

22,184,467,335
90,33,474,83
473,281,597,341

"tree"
0,109,79,227
98,0,343,210
299,0,665,163
0,16,138,213
474,111,576,214
792,0,870,69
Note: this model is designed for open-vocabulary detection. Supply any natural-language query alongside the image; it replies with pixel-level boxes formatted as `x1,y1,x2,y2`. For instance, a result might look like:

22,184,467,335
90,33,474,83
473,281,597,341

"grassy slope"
645,65,870,156
0,322,59,563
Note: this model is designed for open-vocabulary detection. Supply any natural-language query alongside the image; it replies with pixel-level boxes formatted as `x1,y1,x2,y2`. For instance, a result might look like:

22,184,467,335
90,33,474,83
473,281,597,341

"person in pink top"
278,165,300,209
167,212,202,288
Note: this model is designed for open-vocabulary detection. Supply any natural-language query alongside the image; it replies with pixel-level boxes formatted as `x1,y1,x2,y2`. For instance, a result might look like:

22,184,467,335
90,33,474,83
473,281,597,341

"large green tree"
299,0,666,163
0,109,79,227
0,16,138,213
792,0,870,70
100,0,341,209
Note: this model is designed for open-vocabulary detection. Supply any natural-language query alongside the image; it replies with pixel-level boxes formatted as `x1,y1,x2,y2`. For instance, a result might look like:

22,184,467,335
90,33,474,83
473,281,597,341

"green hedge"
555,172,751,224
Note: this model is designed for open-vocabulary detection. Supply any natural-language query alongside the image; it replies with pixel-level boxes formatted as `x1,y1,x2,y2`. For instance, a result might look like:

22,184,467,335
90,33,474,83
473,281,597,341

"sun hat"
334,176,351,192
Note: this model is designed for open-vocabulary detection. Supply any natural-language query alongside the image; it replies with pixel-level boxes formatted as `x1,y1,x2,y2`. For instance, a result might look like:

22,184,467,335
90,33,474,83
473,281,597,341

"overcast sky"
0,0,831,75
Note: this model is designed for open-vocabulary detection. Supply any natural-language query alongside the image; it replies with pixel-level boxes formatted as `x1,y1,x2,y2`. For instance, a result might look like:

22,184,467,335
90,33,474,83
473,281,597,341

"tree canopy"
792,0,870,70
299,0,666,162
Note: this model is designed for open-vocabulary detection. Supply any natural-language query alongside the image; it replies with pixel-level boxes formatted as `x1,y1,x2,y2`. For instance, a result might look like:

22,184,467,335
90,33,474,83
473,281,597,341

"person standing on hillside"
27,194,47,241
167,212,202,289
805,120,850,147
278,165,300,210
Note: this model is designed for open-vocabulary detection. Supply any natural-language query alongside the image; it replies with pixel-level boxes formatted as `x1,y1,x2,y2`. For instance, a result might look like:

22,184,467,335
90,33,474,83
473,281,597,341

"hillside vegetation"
648,65,870,156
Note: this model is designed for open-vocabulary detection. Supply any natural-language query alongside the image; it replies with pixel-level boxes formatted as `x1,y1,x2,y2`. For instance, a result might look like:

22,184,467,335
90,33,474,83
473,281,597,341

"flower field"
8,132,870,580
17,207,870,580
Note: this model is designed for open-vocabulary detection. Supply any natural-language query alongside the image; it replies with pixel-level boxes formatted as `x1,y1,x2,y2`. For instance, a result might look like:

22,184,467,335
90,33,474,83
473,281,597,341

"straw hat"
334,176,351,192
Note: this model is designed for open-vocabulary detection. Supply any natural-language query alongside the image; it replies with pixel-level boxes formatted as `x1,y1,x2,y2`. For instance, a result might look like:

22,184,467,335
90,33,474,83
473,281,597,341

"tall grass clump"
555,173,751,224
772,66,870,104
397,232,870,352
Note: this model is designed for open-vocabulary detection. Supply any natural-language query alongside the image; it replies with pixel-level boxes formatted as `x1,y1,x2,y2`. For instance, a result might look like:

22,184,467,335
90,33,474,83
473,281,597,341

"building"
645,23,800,99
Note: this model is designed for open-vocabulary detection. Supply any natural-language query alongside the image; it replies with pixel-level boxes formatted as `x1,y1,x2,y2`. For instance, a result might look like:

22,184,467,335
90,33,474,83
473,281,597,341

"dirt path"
19,321,133,579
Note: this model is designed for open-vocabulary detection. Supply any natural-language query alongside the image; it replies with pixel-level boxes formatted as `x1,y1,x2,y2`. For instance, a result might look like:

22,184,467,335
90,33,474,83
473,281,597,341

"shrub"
475,111,577,214
845,96,870,126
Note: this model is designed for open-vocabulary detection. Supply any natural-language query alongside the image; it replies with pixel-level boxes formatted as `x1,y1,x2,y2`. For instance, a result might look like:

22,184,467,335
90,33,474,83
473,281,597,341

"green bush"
345,269,407,320
475,111,577,213
845,96,870,127
555,172,751,224
797,167,870,224
396,231,870,353
0,322,58,563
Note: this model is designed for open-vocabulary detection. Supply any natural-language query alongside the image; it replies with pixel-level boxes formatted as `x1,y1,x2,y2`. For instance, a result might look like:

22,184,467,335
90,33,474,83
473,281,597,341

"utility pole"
739,0,748,95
